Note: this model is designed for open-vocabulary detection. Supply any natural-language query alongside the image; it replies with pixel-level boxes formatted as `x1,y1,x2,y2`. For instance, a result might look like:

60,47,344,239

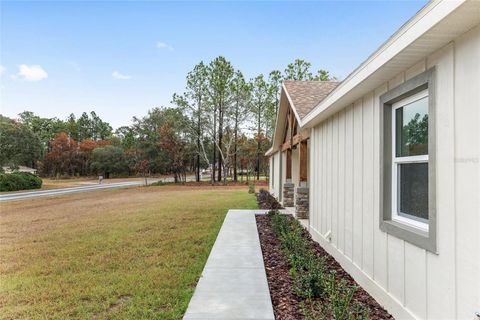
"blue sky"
0,0,427,129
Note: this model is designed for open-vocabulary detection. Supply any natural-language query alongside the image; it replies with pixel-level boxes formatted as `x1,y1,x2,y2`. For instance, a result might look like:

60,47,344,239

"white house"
267,1,479,319
2,166,38,175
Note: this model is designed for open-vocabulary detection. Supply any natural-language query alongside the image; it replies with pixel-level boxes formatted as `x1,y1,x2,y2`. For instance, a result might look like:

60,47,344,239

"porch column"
286,148,292,180
296,140,309,219
283,149,294,207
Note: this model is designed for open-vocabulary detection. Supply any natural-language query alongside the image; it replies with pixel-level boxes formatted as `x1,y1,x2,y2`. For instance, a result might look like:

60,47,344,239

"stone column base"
295,187,309,219
283,182,295,207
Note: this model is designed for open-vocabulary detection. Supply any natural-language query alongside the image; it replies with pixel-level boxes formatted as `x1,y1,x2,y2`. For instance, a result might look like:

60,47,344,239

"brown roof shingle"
283,80,340,119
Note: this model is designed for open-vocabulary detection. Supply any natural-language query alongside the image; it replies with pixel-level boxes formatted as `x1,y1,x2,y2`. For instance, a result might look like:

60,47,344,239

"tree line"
0,58,332,183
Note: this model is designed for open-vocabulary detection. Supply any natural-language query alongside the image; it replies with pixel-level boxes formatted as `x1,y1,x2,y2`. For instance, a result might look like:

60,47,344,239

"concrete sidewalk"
183,209,275,320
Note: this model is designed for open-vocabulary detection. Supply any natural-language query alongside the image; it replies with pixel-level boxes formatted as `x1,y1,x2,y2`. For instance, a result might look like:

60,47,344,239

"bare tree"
230,70,251,181
206,57,234,182
172,62,209,182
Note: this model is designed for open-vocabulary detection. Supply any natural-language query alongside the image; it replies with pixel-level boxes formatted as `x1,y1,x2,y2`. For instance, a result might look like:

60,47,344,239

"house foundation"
295,186,309,219
283,182,295,207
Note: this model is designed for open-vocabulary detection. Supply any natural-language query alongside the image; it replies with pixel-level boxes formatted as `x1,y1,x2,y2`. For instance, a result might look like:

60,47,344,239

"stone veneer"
295,187,309,219
283,182,295,207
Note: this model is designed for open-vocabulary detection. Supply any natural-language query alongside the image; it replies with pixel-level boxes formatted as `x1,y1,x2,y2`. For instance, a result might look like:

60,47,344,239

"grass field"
0,185,257,319
0,176,175,195
0,177,147,194
41,177,152,190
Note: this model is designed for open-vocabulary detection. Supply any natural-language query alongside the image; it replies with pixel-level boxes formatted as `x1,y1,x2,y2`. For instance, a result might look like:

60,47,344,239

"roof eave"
301,0,478,128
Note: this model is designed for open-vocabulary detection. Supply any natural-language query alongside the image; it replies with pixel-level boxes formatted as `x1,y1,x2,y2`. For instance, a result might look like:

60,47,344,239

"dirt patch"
256,215,393,320
93,295,132,319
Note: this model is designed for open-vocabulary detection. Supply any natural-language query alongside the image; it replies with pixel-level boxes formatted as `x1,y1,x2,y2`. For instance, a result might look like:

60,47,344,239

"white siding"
269,156,274,191
269,152,282,198
453,25,480,320
308,25,480,319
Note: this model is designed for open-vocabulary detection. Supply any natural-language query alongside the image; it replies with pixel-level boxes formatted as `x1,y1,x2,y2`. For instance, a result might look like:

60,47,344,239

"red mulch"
257,215,304,319
256,189,284,210
256,215,393,320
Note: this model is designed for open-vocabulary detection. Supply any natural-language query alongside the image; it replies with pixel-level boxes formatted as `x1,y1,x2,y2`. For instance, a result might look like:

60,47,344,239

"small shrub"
248,183,255,194
0,172,42,191
271,213,291,237
324,273,356,319
149,180,171,186
266,209,279,217
0,173,23,191
291,255,327,299
269,213,369,319
15,172,42,189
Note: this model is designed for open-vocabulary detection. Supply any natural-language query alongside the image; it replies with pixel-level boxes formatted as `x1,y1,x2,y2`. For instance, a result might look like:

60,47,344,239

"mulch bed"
255,191,393,319
256,189,284,210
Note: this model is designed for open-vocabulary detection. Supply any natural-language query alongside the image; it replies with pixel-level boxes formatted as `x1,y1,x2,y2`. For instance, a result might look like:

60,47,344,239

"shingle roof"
283,80,340,119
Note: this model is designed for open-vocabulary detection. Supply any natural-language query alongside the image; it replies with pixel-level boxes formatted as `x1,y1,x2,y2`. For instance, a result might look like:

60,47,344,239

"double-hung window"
392,90,429,230
380,68,436,253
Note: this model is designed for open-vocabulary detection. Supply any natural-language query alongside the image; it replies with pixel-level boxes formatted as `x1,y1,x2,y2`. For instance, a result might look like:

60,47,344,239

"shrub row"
0,172,43,192
149,180,172,186
268,210,369,320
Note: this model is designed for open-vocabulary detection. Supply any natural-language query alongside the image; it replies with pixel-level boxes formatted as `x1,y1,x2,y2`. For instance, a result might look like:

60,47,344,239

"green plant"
248,183,255,194
15,172,43,189
149,180,172,186
0,172,42,191
291,254,327,299
321,272,369,319
266,209,278,217
269,214,370,319
324,272,355,319
301,300,325,320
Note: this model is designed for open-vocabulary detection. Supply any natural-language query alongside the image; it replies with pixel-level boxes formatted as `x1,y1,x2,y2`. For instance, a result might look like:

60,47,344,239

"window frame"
391,89,429,231
379,67,437,253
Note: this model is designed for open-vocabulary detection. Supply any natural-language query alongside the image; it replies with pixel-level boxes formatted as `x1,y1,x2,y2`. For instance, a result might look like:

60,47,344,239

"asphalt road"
0,175,199,202
0,180,153,202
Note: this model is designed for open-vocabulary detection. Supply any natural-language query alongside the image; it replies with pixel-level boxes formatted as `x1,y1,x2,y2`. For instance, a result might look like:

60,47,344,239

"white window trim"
391,89,429,232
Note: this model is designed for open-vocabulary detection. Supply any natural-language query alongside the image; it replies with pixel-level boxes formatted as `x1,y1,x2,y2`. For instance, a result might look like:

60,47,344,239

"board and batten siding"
308,25,479,320
269,152,282,197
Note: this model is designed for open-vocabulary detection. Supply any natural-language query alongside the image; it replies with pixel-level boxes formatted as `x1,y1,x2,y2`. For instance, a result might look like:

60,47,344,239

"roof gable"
266,81,338,156
283,80,340,119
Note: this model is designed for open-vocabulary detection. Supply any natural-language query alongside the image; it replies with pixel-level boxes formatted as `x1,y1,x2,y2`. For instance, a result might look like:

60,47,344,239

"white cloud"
15,64,48,81
112,70,131,80
156,41,174,51
0,65,5,75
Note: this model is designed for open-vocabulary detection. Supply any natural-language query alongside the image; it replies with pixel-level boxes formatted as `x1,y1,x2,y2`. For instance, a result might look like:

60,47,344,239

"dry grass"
0,185,257,319
41,177,150,189
0,177,149,194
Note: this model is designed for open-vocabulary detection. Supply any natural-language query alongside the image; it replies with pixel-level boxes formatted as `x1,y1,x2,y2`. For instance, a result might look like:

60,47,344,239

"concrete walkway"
183,209,275,320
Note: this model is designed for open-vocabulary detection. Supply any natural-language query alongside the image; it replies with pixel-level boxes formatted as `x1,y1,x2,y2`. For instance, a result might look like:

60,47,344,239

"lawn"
40,177,153,190
0,176,176,194
0,177,145,194
0,185,257,319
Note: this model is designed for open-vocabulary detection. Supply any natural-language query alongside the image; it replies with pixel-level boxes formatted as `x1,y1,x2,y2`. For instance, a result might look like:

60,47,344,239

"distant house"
2,166,38,175
267,1,479,319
